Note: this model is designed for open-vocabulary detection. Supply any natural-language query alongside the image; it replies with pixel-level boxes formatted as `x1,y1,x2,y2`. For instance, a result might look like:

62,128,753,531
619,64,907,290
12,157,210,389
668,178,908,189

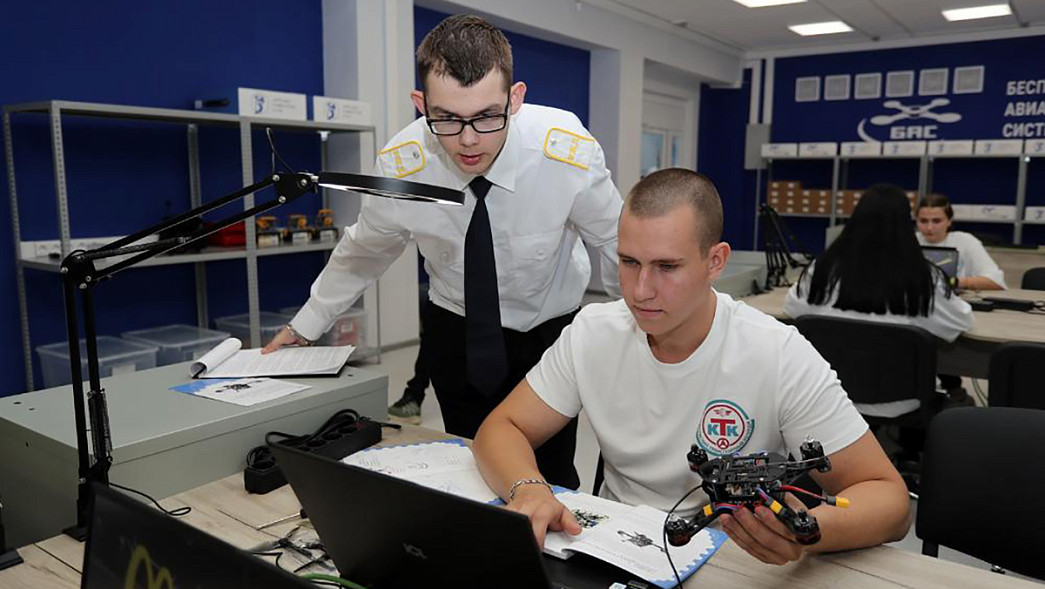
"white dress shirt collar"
482,120,519,193
423,116,520,194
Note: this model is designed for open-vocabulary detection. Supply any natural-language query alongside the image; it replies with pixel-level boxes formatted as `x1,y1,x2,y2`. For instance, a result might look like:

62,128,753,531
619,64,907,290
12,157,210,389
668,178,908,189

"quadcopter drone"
664,438,849,547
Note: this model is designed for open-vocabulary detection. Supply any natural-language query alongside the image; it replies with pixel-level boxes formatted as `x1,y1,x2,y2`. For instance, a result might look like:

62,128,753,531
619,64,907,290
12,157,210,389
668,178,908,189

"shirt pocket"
417,235,465,298
510,228,564,296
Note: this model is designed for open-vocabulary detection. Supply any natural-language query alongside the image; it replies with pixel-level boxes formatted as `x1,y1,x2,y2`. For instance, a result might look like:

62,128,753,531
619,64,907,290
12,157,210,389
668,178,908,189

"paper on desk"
191,337,354,378
545,493,726,588
345,441,725,587
170,378,310,406
342,440,500,503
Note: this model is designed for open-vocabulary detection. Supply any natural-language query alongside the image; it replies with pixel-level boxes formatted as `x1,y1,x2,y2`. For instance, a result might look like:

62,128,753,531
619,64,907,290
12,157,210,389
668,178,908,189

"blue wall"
771,36,1045,248
724,35,1045,252
414,7,590,126
1,1,329,394
699,70,758,250
772,36,1045,144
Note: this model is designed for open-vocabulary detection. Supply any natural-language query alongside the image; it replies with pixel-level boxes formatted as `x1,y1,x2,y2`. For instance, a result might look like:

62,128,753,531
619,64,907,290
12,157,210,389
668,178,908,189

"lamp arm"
62,173,316,286
58,171,315,540
56,168,460,541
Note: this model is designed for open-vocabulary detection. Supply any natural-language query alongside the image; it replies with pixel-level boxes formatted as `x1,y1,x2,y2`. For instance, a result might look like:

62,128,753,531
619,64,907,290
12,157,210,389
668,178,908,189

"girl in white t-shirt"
785,183,974,419
914,193,1006,290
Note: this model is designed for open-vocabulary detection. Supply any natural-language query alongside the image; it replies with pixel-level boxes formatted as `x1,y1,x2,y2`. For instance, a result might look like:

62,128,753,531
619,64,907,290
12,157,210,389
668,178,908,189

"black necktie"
465,176,508,396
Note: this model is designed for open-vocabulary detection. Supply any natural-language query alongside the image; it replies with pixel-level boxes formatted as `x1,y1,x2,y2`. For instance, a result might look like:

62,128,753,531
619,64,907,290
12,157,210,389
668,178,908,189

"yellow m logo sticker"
124,544,175,589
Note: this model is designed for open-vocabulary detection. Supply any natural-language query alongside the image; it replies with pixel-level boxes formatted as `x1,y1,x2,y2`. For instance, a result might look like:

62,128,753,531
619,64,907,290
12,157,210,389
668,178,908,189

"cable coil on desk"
244,409,395,494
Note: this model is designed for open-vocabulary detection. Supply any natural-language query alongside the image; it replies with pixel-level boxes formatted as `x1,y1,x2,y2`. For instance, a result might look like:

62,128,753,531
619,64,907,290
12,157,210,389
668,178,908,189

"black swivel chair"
793,316,941,430
1021,266,1045,291
917,407,1045,580
592,454,605,495
988,342,1045,410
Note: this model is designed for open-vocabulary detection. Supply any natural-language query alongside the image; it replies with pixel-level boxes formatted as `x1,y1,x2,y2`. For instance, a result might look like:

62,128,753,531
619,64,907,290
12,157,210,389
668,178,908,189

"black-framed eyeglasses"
424,95,510,136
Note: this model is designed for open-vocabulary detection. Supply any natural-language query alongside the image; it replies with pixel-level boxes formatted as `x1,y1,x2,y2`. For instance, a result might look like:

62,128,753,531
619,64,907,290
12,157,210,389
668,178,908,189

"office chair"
793,316,940,429
988,342,1045,410
917,407,1045,581
1021,266,1045,291
592,454,605,495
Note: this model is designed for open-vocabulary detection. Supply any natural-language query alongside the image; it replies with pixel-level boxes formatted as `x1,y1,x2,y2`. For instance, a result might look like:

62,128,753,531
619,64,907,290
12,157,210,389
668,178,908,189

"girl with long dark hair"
784,183,973,418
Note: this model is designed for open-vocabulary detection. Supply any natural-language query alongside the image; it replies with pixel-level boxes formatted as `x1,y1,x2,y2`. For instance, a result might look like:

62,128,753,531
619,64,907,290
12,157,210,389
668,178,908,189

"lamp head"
316,172,464,206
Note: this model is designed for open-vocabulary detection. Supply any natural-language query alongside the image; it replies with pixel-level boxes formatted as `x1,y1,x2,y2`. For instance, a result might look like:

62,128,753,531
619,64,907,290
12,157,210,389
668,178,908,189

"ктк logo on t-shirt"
697,400,755,456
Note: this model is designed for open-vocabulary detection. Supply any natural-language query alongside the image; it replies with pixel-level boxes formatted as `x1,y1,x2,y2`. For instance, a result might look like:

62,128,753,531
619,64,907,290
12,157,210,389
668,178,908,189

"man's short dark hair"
625,168,724,251
417,14,513,91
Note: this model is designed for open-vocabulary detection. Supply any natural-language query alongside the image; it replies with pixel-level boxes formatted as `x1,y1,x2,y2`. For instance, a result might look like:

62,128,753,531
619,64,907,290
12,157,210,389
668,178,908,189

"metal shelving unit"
923,151,1026,243
5,100,376,390
761,151,1035,244
763,154,841,227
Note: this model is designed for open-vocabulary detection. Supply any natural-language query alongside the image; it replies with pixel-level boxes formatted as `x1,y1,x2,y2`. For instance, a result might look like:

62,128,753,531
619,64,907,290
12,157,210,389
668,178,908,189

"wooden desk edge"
4,425,1039,589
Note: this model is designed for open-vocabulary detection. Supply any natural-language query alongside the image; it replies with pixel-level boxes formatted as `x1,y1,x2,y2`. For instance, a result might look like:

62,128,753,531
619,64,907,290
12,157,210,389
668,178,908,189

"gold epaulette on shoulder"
378,140,426,178
543,127,594,170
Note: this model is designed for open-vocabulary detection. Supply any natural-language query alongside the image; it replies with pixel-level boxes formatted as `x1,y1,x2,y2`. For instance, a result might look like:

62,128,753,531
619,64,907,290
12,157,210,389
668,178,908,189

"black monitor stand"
759,203,813,290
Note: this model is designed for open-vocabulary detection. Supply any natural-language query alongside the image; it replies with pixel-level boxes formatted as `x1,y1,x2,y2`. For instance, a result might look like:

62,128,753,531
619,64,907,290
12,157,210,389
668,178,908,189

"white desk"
0,362,387,547
741,287,1045,377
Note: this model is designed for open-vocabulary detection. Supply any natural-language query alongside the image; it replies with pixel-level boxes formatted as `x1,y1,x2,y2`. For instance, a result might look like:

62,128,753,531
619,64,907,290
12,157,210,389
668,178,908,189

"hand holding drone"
664,438,849,547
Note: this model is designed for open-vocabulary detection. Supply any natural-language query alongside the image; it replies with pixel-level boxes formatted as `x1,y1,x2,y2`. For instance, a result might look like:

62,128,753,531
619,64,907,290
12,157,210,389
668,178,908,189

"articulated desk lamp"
759,203,813,290
59,149,463,540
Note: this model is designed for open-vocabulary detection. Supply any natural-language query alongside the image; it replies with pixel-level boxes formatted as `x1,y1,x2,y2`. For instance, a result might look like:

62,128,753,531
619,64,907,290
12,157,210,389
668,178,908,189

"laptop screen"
921,246,960,279
81,483,311,589
271,443,626,589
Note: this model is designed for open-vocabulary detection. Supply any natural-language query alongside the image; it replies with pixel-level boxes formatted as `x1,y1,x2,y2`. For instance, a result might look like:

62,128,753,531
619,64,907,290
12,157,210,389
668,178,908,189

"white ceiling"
605,0,1045,53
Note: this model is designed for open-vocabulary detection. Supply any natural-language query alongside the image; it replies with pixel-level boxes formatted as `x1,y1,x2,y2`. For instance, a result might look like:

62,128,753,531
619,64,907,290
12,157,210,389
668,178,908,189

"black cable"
266,127,295,174
250,409,371,472
109,482,191,517
251,550,284,570
662,485,704,589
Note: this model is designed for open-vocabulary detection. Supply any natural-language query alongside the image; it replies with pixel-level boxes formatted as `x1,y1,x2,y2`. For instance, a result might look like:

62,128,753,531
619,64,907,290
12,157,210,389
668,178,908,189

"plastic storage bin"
121,324,230,366
280,306,368,347
36,336,160,389
213,312,291,348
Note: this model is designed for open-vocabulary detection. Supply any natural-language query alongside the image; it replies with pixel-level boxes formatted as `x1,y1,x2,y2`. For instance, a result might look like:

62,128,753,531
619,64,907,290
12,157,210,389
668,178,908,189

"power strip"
244,417,382,495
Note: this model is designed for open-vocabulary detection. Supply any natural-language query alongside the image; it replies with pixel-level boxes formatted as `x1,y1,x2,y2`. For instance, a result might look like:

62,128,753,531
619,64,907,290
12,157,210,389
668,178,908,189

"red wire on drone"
781,485,829,503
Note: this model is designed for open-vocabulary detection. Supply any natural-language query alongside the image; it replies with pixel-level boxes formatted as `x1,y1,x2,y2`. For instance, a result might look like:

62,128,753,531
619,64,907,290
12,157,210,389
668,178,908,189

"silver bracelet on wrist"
508,478,552,502
284,323,314,346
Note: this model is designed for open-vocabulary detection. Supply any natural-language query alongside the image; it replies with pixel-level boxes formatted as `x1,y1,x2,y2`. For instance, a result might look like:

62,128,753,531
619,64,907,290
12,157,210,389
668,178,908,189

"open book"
190,338,354,378
342,440,726,588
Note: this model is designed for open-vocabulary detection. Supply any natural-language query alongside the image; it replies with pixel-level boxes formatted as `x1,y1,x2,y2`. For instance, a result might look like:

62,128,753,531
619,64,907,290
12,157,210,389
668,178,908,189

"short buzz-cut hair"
625,168,724,251
416,14,513,91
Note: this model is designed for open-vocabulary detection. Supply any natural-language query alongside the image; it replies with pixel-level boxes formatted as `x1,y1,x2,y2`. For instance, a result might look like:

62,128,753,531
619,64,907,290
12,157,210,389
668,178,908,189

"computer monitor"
271,442,631,589
921,246,960,281
81,483,312,589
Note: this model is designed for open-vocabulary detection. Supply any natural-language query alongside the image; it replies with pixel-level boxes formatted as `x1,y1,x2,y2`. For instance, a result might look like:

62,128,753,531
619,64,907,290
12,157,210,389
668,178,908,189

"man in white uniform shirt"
264,15,622,488
473,169,910,564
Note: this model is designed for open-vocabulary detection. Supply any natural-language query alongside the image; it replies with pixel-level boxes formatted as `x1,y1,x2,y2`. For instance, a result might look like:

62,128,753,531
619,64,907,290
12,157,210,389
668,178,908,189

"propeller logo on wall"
857,98,963,142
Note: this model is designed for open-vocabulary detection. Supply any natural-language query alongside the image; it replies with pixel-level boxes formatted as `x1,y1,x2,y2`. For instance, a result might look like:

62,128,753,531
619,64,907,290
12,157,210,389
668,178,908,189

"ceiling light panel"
733,0,807,7
788,21,854,36
942,4,1012,22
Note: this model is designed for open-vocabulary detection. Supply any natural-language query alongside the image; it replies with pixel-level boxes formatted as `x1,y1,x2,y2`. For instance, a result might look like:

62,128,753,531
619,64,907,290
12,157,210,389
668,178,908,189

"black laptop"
81,483,312,589
921,245,960,281
271,443,636,589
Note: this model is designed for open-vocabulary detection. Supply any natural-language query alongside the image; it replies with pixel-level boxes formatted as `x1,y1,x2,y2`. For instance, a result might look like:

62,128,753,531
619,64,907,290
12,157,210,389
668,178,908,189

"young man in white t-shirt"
473,169,911,565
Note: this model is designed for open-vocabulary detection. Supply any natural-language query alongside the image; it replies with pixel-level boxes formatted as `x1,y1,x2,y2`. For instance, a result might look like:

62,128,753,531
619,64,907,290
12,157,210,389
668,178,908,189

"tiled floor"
368,344,1039,584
